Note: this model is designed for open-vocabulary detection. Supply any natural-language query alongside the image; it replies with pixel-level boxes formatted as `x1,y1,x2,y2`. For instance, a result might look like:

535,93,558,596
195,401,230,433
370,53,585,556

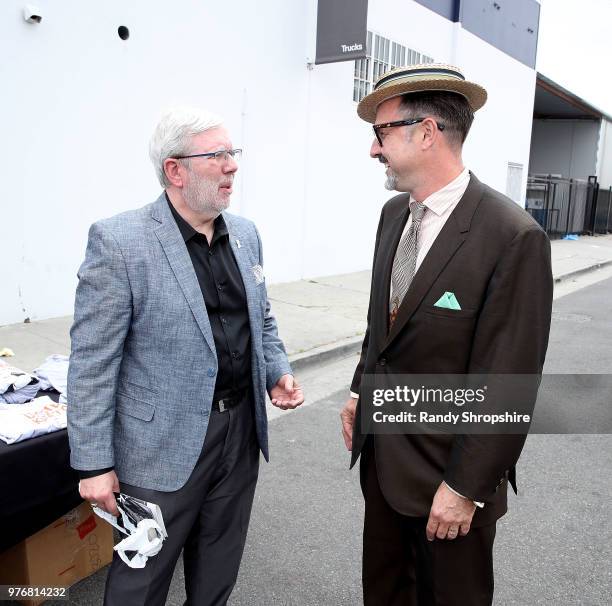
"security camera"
23,5,43,24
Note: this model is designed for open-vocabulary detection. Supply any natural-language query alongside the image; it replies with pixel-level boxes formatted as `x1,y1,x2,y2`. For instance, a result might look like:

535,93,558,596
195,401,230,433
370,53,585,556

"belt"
212,388,247,412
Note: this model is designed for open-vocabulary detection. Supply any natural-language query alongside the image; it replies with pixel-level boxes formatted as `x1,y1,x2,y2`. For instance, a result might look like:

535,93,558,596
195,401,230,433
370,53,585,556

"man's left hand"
426,482,477,541
270,374,304,410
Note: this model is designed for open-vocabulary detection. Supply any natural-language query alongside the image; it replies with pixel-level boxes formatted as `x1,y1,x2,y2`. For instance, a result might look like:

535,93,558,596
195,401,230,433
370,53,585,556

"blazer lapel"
224,214,260,335
382,173,485,351
151,195,216,355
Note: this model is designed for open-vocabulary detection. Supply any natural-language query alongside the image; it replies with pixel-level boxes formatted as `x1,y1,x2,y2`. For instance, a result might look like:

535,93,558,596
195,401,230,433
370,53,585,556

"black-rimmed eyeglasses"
372,119,445,146
174,148,242,163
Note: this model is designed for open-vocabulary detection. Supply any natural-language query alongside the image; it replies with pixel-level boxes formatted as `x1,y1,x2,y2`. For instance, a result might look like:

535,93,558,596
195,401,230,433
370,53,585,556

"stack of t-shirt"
33,354,69,404
0,361,40,404
0,395,67,444
0,355,71,444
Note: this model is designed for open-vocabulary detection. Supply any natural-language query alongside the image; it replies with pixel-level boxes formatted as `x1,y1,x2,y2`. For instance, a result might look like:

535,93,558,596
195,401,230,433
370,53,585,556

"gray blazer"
67,193,292,491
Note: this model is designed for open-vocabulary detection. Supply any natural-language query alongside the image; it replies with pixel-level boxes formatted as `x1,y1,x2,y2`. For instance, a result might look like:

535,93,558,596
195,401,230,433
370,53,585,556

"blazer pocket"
116,394,155,421
424,307,478,320
117,379,159,398
116,381,157,421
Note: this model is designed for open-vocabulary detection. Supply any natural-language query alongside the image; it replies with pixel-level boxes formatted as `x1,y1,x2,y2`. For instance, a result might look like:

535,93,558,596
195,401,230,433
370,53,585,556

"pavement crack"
307,279,370,295
268,297,331,310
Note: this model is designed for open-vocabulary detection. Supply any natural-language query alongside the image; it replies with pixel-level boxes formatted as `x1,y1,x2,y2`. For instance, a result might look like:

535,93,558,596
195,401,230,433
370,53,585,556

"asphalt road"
233,276,612,606
30,276,612,606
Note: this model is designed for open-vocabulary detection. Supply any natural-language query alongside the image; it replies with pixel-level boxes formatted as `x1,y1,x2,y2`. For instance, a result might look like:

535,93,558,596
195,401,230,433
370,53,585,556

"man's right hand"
79,470,120,516
340,397,358,451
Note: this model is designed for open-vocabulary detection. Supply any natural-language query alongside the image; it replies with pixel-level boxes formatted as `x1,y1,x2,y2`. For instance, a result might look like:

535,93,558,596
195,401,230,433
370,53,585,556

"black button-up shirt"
167,196,252,398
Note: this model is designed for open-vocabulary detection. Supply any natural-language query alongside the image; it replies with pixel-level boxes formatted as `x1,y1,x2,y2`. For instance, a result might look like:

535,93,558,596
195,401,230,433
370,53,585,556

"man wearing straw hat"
340,64,553,604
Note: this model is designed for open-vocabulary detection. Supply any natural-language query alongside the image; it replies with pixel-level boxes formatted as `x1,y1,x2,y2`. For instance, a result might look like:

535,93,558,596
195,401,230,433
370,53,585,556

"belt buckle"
218,398,227,413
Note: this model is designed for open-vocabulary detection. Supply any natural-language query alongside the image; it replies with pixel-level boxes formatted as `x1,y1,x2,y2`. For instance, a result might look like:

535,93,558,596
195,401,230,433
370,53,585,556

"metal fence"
594,185,612,234
526,175,611,238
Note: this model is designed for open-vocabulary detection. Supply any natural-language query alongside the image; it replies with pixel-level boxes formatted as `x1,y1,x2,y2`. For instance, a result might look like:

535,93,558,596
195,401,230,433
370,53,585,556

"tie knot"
411,202,427,223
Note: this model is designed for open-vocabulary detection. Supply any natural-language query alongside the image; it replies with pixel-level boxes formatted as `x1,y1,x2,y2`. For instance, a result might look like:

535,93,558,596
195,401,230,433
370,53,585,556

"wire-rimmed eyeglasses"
174,148,242,163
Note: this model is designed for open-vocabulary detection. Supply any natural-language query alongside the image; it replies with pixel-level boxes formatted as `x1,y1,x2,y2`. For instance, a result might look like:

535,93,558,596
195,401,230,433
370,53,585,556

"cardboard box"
0,501,113,605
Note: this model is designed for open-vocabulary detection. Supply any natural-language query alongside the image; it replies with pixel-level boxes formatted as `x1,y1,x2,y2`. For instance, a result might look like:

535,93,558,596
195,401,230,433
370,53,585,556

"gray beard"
183,174,230,214
384,170,398,191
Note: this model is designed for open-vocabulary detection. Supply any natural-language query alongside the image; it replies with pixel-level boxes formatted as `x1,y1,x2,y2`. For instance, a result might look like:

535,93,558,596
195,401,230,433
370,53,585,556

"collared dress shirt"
167,196,252,398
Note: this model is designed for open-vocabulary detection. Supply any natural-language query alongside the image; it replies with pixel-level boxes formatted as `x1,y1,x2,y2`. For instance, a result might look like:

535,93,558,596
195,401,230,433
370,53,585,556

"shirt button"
217,283,223,291
221,317,227,324
232,351,239,359
379,358,387,366
208,250,214,256
207,368,216,377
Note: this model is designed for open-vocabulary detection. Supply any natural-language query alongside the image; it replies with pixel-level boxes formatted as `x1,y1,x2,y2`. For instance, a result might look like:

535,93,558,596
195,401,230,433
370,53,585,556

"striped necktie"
389,202,427,328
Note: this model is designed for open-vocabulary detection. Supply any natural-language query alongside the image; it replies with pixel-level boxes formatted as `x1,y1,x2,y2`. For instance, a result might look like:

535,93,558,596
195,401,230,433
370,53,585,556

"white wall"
0,0,311,324
454,27,537,201
529,119,600,180
596,118,612,188
0,0,538,324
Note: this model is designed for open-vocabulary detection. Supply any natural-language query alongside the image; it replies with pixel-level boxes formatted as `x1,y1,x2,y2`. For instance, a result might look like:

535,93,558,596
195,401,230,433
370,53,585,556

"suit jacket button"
379,358,387,366
207,368,216,377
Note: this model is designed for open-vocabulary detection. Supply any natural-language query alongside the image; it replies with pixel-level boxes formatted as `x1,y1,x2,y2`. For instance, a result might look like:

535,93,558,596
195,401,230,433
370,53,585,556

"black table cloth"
0,393,81,551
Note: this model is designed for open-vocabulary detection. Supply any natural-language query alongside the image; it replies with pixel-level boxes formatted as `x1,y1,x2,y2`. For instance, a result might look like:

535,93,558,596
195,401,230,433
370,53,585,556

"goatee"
385,171,398,191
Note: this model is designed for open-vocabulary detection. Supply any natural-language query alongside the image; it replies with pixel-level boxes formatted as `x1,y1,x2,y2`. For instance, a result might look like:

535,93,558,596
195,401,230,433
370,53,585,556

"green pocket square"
434,292,462,310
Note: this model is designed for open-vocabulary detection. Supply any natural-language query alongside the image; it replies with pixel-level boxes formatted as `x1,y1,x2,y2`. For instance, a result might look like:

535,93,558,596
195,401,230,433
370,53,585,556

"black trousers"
104,393,260,606
360,442,496,606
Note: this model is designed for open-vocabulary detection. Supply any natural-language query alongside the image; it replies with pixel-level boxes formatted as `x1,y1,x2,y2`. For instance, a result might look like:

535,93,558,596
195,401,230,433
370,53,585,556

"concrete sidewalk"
1,234,612,374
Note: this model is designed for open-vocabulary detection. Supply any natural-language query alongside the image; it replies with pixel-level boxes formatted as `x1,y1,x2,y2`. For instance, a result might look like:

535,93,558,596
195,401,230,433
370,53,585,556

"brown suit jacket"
351,173,553,527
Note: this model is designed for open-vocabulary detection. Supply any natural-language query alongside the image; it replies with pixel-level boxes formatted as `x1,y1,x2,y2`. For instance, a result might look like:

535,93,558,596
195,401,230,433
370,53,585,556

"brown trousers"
361,442,496,606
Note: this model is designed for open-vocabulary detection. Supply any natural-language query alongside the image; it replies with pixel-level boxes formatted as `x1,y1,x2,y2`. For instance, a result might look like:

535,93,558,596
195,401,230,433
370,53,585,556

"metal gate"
525,175,608,238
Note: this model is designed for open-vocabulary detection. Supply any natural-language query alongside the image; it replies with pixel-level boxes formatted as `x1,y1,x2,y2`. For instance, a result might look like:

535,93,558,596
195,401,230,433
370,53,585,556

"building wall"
529,119,600,180
459,0,540,68
596,118,612,188
454,26,536,204
1,0,537,324
0,0,312,324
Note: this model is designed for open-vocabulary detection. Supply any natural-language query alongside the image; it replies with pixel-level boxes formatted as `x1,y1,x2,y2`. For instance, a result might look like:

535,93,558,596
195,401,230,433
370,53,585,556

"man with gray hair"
68,106,303,605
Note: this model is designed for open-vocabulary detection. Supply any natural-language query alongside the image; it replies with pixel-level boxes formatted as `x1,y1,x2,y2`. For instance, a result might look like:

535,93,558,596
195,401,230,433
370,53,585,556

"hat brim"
357,78,487,123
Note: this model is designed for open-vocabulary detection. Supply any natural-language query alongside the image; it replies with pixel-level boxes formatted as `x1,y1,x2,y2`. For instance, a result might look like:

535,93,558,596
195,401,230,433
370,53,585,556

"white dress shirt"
396,166,471,277
350,168,484,507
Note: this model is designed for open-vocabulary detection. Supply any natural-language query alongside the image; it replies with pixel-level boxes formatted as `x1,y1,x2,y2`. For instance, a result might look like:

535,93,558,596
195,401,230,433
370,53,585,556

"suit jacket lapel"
382,173,485,351
151,194,216,355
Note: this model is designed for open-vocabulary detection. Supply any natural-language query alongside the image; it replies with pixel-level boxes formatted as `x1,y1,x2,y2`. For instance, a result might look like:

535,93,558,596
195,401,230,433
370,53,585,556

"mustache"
376,154,388,164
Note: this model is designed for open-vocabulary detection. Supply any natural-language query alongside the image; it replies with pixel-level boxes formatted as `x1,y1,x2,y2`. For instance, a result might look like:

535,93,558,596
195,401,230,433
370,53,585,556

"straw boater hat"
357,63,487,123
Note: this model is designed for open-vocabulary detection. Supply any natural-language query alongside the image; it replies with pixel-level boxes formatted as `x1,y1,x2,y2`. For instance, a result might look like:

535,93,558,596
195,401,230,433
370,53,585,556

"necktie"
389,202,427,328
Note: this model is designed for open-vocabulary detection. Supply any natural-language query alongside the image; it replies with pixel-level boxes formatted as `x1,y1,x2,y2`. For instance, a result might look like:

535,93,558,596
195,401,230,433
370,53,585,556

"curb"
553,259,612,283
288,335,363,372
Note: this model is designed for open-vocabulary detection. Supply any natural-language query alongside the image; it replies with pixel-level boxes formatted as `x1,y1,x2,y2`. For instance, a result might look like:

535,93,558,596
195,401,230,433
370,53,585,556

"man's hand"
270,374,304,410
340,397,358,451
426,482,477,541
79,470,120,516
